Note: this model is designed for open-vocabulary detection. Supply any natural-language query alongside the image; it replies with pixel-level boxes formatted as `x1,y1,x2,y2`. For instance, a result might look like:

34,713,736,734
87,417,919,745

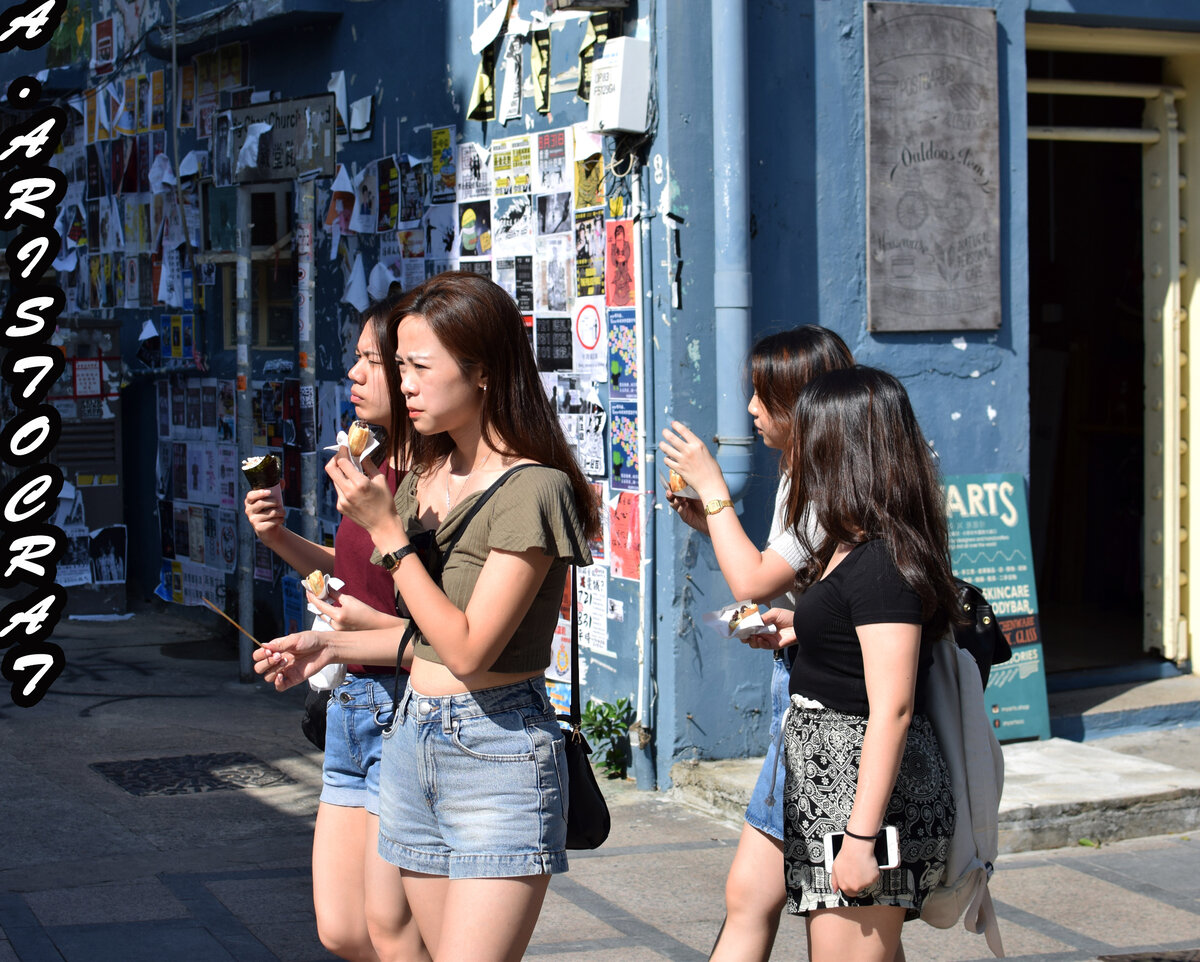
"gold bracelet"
704,498,735,516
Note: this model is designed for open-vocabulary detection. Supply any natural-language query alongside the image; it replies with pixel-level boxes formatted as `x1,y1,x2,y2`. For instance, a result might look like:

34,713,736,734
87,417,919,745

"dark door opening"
1027,51,1158,674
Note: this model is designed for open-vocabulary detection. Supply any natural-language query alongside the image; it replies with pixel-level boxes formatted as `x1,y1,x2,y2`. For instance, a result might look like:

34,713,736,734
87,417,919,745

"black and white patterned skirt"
781,697,955,919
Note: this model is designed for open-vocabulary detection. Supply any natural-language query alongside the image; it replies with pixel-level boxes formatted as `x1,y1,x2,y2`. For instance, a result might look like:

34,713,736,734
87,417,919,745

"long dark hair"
785,366,961,636
363,288,406,470
749,325,854,438
386,271,601,541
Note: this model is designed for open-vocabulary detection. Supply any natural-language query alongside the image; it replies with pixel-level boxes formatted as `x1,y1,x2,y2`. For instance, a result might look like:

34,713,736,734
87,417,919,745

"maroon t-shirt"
333,464,404,674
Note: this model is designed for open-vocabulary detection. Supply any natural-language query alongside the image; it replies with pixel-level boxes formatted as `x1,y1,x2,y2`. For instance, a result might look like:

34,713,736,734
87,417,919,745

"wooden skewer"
202,597,264,648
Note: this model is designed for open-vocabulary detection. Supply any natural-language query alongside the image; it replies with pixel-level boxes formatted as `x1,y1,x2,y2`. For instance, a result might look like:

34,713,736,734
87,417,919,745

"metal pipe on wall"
236,185,254,681
631,162,657,790
297,178,317,545
711,0,753,499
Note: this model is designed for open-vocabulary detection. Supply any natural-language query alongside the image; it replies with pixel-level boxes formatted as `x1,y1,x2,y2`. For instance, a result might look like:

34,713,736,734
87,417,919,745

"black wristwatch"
378,544,417,571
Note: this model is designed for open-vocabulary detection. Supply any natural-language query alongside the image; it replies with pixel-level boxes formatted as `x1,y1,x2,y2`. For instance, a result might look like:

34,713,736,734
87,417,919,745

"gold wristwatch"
704,498,735,516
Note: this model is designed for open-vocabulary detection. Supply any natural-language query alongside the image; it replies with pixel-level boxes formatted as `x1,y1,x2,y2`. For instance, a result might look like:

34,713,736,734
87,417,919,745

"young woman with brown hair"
756,366,960,962
256,271,599,962
659,326,854,962
243,292,427,962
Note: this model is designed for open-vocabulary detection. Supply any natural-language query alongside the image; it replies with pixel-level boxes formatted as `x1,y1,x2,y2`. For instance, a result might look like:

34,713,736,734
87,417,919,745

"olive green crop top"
385,465,592,673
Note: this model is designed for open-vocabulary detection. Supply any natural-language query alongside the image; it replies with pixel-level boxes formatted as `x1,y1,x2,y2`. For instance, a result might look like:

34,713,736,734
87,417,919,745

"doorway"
1027,50,1158,674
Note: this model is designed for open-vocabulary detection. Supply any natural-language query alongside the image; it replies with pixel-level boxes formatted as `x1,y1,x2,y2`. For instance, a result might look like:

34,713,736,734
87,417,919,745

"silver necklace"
445,449,493,510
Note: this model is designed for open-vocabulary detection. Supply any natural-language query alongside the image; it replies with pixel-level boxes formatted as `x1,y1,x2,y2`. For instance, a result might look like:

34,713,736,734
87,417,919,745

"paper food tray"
701,600,779,641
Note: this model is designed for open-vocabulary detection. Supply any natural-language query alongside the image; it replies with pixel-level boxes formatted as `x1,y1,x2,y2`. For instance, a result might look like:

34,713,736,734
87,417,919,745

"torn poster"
497,32,524,125
609,489,641,581
349,162,379,234
431,125,457,203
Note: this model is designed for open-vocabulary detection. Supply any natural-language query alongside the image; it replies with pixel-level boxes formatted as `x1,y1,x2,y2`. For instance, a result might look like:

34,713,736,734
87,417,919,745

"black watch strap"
379,543,417,571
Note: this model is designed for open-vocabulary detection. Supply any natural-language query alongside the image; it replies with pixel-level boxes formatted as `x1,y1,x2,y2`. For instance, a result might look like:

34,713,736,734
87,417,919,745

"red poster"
609,491,641,581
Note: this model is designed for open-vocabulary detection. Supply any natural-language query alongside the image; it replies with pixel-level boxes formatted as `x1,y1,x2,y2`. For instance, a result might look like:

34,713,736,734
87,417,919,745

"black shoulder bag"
951,577,1013,688
560,569,611,850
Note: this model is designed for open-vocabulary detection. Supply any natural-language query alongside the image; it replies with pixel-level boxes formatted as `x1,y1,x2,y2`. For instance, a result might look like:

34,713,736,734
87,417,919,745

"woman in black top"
754,366,961,962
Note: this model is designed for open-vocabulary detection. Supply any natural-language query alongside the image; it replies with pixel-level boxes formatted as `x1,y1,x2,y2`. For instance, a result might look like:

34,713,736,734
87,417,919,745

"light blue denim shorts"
743,654,791,840
378,676,569,879
320,673,402,816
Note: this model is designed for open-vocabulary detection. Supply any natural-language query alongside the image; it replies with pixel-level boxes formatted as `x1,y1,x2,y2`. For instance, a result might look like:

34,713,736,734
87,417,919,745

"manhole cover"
90,751,295,797
1100,953,1200,962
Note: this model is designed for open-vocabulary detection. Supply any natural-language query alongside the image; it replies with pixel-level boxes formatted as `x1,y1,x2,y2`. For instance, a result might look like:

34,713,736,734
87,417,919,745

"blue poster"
944,473,1051,742
607,308,638,400
609,400,640,492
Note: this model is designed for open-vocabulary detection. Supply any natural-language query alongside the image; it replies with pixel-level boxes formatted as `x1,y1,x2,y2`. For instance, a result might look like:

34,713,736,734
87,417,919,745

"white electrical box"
586,37,651,135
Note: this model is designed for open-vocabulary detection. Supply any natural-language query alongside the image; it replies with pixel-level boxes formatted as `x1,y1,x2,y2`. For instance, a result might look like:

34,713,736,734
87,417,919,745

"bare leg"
805,905,906,962
710,822,787,962
312,802,379,962
403,872,550,962
361,813,430,962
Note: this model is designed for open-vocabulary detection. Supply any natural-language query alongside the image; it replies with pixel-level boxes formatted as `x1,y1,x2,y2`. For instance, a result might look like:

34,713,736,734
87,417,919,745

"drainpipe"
711,0,753,499
631,163,657,790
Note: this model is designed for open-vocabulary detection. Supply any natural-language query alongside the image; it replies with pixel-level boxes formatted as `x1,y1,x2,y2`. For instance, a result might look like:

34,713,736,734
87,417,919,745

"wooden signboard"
865,2,1001,331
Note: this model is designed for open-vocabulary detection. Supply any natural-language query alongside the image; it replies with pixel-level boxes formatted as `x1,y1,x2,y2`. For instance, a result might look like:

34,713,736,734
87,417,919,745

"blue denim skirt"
378,676,569,878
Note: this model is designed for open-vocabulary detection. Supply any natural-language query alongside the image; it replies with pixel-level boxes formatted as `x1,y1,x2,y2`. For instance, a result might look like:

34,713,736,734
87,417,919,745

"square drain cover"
90,751,295,797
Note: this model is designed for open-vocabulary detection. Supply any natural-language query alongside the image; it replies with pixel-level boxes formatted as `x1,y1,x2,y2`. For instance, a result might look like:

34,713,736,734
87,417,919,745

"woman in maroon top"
244,292,428,962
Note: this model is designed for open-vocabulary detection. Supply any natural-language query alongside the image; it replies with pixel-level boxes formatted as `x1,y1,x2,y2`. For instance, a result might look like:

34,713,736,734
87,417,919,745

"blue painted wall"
20,0,1200,785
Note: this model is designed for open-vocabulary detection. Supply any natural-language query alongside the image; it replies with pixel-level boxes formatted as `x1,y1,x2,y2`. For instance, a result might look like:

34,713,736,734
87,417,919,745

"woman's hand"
325,447,397,531
244,487,285,545
252,631,335,691
664,488,708,534
308,587,400,632
659,421,730,503
830,836,882,899
742,607,797,650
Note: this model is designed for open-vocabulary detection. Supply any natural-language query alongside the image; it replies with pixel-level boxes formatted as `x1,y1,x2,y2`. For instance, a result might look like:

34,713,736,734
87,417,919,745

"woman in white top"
659,326,854,962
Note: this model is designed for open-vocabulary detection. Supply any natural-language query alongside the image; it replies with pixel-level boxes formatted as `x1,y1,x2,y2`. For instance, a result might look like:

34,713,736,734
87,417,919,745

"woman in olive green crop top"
256,271,599,962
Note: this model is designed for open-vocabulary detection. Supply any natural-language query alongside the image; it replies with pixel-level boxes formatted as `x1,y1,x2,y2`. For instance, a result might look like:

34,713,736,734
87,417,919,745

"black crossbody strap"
389,463,547,708
568,565,581,729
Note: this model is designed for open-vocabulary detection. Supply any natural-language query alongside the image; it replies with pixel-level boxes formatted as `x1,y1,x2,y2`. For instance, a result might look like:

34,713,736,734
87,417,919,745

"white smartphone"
823,825,900,874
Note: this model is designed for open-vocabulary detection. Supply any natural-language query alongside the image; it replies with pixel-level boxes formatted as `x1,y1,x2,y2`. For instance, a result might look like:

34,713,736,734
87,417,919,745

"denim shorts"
377,677,569,879
320,673,402,816
743,654,791,840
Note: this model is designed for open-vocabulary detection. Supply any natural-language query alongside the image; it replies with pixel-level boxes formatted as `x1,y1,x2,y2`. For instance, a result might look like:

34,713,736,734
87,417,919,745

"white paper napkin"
702,600,778,641
324,430,381,474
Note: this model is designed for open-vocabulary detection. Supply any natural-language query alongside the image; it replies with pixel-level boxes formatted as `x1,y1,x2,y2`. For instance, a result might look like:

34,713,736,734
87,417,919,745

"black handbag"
951,577,1013,688
560,569,611,850
301,688,331,750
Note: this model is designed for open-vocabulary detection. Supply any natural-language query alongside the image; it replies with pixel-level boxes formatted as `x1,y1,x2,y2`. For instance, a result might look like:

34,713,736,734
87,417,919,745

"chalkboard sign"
865,2,1001,331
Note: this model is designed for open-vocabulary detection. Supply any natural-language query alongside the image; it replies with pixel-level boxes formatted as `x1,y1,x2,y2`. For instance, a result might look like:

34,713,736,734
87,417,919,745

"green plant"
580,697,634,779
